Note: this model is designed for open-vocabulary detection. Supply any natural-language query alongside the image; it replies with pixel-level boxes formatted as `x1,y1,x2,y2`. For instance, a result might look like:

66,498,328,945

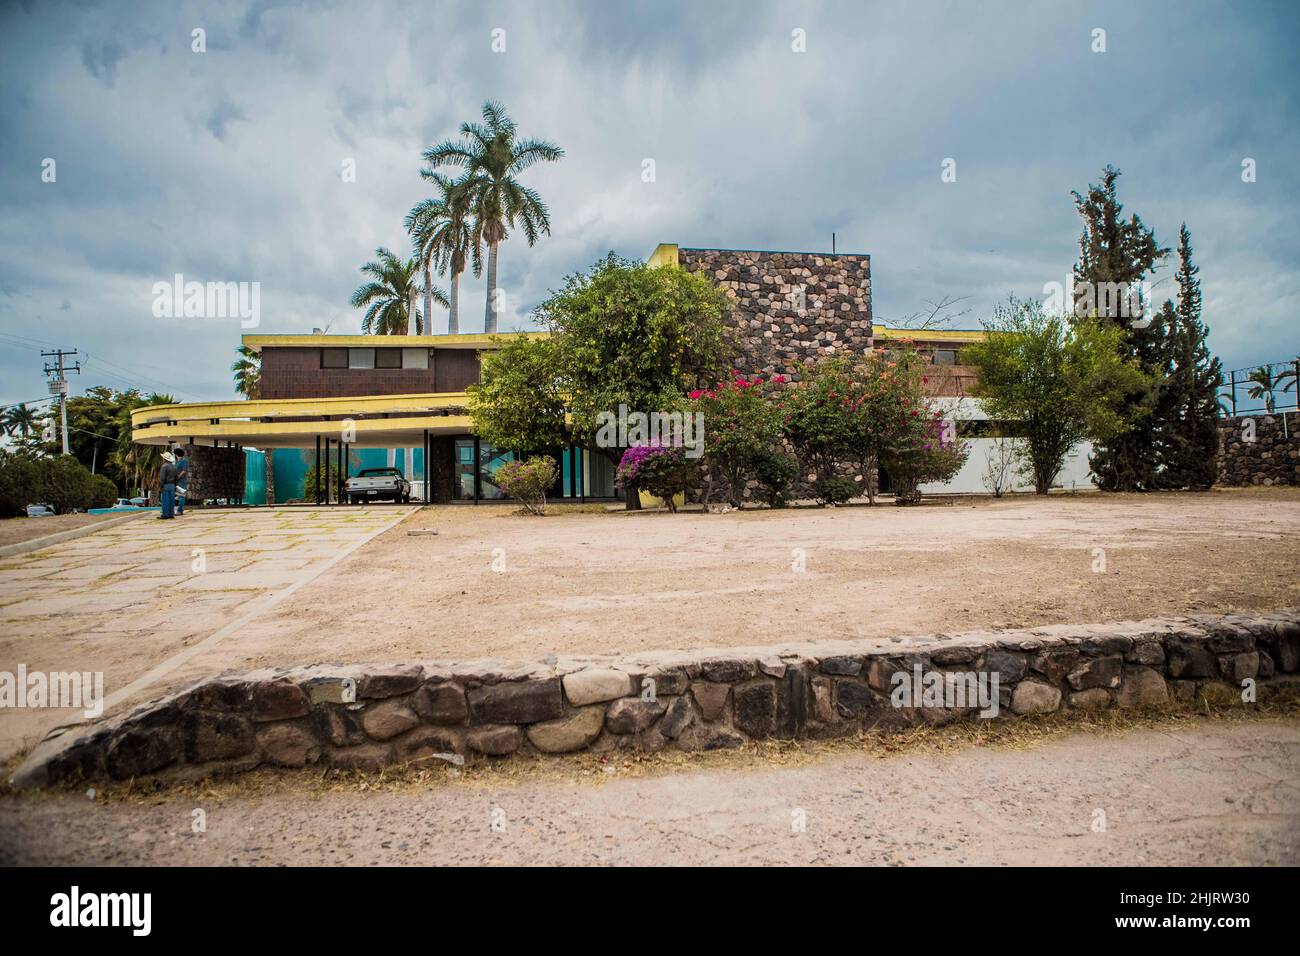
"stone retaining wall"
1218,413,1300,486
12,610,1299,789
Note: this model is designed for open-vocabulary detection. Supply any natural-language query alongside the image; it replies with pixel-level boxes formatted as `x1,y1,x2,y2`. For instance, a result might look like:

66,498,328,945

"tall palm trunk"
448,269,460,334
407,286,417,334
484,240,499,333
423,264,434,336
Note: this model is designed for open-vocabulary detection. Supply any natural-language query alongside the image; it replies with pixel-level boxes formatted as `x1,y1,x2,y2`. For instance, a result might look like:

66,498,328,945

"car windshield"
357,468,401,478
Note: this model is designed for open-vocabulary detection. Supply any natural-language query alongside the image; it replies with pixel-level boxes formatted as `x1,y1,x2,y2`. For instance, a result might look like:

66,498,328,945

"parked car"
346,467,411,504
26,504,55,517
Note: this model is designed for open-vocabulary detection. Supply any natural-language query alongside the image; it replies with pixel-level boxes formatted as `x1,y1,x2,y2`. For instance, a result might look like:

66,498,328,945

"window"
322,348,347,369
348,348,375,369
375,348,401,369
933,349,957,365
401,348,429,369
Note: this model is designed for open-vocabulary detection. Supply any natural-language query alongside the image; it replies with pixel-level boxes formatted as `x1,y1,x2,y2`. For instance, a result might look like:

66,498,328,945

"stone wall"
1218,413,1300,486
12,610,1298,789
176,445,245,502
677,248,873,381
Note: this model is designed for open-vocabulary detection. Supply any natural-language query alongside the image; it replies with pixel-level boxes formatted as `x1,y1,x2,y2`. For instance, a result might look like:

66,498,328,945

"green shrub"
0,451,42,517
37,455,93,514
89,474,119,509
493,455,558,516
813,475,857,506
303,463,346,502
752,448,799,507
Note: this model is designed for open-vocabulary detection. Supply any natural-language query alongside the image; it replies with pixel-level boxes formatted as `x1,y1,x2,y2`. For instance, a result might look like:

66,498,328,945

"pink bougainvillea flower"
688,389,702,399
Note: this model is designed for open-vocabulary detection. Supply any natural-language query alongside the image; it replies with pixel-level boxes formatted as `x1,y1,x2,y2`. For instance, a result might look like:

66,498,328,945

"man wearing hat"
158,451,178,519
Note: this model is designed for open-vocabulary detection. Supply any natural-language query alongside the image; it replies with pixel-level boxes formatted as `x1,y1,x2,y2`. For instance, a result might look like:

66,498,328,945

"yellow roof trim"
647,243,680,269
872,325,987,343
130,392,471,427
131,415,476,449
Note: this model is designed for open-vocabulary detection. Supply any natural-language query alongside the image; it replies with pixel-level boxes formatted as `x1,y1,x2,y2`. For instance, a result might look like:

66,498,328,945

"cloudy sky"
2,0,1297,411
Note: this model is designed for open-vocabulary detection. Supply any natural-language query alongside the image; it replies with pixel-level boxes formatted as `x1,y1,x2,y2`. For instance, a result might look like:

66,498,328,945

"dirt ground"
0,512,123,549
3,716,1295,865
166,487,1300,678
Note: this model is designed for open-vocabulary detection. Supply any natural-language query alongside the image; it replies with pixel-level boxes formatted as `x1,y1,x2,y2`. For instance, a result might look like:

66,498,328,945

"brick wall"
1218,413,1300,486
677,248,873,381
261,347,477,399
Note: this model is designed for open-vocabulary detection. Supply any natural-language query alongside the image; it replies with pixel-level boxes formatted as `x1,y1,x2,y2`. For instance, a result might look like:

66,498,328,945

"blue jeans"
160,484,175,518
176,493,186,515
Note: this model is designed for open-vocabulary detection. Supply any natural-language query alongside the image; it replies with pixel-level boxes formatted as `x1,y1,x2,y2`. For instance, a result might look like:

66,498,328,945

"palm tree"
350,247,447,334
231,344,261,399
1247,365,1281,413
110,392,175,497
406,172,480,335
420,101,563,333
1278,360,1299,408
2,403,38,440
231,344,276,504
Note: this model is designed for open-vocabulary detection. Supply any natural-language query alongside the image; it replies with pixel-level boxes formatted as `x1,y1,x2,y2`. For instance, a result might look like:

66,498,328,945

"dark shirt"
159,462,177,487
175,457,189,486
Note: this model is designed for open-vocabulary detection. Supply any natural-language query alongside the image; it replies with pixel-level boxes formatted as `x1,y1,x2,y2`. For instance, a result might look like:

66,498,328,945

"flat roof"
241,331,549,352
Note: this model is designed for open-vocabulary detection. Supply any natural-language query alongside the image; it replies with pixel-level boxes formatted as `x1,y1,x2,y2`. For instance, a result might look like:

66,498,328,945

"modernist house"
130,244,1094,502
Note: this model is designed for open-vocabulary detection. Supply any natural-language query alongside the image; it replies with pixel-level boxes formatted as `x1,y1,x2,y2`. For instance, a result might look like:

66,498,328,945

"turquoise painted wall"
262,448,425,503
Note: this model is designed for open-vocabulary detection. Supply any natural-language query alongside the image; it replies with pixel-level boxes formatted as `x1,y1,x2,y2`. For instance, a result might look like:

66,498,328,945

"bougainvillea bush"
615,442,694,512
493,455,558,516
687,373,787,507
783,348,966,505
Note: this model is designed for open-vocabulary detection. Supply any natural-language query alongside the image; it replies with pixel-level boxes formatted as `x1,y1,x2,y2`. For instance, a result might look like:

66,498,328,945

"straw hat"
162,451,175,463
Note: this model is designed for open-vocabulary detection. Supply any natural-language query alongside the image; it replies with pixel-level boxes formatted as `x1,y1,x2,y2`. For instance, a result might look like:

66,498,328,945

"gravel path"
3,719,1296,866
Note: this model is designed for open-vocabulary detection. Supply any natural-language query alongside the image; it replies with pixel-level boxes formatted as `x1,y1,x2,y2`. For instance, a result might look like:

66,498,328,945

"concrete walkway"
1,719,1295,865
0,507,415,760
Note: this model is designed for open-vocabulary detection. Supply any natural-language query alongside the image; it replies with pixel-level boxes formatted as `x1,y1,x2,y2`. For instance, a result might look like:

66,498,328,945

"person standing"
174,448,190,515
158,451,177,519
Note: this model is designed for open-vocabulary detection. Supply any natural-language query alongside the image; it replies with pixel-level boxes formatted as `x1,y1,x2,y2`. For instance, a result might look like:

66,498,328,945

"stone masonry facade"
677,248,873,382
1218,412,1300,487
12,609,1299,788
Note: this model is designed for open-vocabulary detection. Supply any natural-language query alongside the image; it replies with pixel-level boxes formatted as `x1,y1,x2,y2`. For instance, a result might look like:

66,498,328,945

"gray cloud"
1,0,1298,410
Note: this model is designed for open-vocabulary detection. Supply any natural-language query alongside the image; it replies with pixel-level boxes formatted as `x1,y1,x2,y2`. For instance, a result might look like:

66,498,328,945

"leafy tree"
688,374,785,507
964,296,1153,495
468,335,569,452
546,254,733,506
780,359,858,501
1071,165,1169,490
751,447,799,507
1155,225,1223,489
0,449,42,517
421,101,563,332
349,247,446,334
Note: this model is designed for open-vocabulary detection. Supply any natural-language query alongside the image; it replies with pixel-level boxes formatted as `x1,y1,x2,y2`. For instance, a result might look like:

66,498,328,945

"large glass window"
375,348,401,369
402,348,429,369
348,348,375,369
453,439,476,500
479,443,514,499
322,348,347,368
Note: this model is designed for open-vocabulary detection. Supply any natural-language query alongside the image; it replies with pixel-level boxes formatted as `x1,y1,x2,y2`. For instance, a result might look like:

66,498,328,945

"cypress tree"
1157,224,1223,489
1071,165,1168,491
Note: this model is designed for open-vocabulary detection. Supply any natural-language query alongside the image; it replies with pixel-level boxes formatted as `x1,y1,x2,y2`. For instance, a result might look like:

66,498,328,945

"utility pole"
41,349,81,456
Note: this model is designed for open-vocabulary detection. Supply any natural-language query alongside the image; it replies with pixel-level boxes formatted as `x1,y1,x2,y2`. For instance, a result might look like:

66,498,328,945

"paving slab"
0,506,415,761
